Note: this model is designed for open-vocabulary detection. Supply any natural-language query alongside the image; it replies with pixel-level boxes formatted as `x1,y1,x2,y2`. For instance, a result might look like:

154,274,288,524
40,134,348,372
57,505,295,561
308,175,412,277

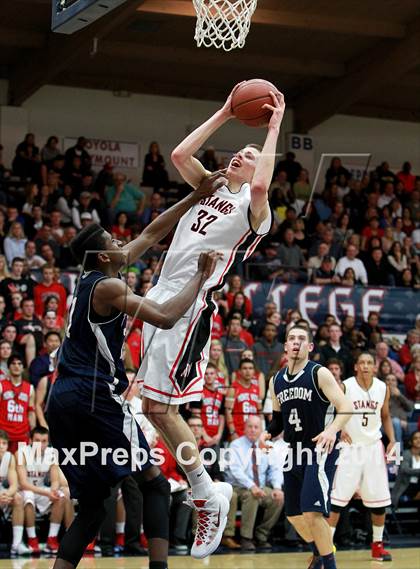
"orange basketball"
231,79,281,127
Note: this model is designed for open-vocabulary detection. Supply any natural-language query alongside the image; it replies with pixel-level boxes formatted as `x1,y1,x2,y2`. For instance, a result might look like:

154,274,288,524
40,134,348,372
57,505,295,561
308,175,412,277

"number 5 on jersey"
289,408,303,432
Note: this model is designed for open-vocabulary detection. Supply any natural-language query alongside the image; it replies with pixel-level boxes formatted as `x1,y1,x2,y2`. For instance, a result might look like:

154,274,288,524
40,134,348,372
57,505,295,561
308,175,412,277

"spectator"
0,211,6,253
313,256,340,285
199,147,220,172
190,363,225,448
41,135,60,164
376,161,397,187
397,161,416,193
71,191,101,230
106,173,145,220
112,212,132,242
226,292,252,324
325,157,350,186
250,242,282,281
386,373,413,448
64,136,91,174
387,241,408,285
58,226,78,269
326,358,344,388
24,241,46,270
142,142,169,190
361,217,384,250
33,264,67,318
308,242,335,270
1,257,35,312
375,342,405,382
292,168,310,201
0,355,35,453
377,358,393,381
252,323,283,378
320,323,353,376
0,255,9,282
334,212,353,246
366,248,392,286
224,416,284,551
12,133,40,180
221,317,248,376
377,182,396,209
335,244,368,285
405,355,420,401
34,224,60,259
391,431,420,508
15,298,42,365
225,359,261,439
277,228,305,270
28,331,61,388
4,222,27,266
225,275,252,315
209,339,230,383
399,330,420,369
273,151,302,185
0,340,11,378
340,266,357,286
402,207,415,237
140,192,165,227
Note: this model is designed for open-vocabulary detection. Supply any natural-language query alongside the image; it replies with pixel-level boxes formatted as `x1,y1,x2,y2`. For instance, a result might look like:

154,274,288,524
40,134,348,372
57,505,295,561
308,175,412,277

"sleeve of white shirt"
228,440,255,490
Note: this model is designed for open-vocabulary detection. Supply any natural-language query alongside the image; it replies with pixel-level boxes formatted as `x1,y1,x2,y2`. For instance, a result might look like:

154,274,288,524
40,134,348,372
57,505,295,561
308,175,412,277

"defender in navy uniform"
264,326,352,569
46,171,226,569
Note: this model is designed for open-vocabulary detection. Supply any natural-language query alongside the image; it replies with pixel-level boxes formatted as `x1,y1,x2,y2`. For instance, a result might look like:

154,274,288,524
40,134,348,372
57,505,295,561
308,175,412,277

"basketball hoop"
193,0,258,51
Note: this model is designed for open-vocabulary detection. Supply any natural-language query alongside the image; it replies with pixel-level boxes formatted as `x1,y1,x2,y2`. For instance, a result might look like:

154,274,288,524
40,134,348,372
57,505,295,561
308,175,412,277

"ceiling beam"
293,17,420,131
138,0,405,39
0,27,45,48
8,0,144,106
99,40,345,78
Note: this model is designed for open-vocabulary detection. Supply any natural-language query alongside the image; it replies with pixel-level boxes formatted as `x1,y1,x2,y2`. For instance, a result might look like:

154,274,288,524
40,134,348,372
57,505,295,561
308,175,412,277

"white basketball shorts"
137,279,217,405
331,440,391,508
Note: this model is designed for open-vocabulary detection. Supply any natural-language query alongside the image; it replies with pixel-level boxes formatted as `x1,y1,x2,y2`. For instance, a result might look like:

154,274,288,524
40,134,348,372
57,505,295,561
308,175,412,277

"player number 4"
191,209,218,235
289,408,303,432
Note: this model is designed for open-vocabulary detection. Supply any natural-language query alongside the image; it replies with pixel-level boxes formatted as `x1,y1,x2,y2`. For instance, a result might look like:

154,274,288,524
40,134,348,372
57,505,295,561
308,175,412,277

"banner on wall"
63,137,139,170
242,282,419,333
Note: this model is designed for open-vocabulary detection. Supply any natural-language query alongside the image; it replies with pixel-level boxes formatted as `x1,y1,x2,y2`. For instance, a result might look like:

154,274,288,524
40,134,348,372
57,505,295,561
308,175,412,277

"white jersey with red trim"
159,183,271,290
20,445,56,487
343,376,386,445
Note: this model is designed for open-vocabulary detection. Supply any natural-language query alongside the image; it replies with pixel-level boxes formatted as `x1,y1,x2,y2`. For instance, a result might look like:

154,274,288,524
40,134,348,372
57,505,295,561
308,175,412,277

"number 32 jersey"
273,361,334,448
159,183,272,290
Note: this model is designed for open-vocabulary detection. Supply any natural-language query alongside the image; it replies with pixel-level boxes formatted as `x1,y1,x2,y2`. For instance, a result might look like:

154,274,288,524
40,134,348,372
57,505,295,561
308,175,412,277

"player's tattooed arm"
249,92,285,231
121,171,227,262
313,367,353,453
95,251,222,329
381,385,397,460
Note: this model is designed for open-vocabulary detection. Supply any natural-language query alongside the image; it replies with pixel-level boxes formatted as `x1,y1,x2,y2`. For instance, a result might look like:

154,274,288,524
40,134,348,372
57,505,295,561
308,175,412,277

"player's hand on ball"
312,427,336,453
221,81,246,119
262,91,285,131
197,250,223,279
195,170,228,200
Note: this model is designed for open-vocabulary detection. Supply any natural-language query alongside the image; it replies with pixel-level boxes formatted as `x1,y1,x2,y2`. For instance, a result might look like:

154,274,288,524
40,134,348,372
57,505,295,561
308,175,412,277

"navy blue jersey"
58,271,128,395
273,360,334,448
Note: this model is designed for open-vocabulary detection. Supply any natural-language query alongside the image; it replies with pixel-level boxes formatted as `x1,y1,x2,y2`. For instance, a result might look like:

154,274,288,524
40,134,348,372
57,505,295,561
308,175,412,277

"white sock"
26,527,36,539
48,523,61,538
12,525,24,547
185,465,213,499
115,522,125,534
330,526,336,539
372,525,384,542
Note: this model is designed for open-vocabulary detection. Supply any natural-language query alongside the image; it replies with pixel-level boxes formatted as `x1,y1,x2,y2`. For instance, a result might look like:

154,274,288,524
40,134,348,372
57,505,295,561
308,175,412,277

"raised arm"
249,92,285,229
122,171,227,262
381,385,397,459
94,251,222,329
171,84,242,188
313,366,353,452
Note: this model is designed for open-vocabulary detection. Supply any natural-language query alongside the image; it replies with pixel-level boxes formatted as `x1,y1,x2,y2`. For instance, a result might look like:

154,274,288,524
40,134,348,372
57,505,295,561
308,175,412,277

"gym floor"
0,549,419,569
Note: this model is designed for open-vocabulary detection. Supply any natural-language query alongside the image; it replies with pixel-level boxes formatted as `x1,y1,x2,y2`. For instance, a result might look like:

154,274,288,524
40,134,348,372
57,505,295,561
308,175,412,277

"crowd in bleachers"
0,134,419,556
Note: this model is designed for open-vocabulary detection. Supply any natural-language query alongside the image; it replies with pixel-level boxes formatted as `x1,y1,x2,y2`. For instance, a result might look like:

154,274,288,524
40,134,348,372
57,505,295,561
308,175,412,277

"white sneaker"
10,542,32,556
185,492,230,559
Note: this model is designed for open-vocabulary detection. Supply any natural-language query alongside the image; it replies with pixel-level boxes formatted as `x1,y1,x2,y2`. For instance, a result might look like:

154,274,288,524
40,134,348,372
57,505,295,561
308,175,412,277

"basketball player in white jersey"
329,352,396,562
0,430,31,555
138,85,285,558
16,426,67,555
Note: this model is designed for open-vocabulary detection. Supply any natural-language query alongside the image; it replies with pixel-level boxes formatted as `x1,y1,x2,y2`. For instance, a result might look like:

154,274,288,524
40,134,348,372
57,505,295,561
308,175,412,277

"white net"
193,0,258,51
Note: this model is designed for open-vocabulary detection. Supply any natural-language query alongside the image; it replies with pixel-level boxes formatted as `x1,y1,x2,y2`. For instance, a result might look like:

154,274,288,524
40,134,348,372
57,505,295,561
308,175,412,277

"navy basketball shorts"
283,445,339,517
47,376,152,500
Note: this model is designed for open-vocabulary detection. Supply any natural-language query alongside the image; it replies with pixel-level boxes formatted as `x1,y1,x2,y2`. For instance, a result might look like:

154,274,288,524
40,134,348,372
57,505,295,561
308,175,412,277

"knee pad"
330,504,344,513
370,507,386,516
141,473,171,541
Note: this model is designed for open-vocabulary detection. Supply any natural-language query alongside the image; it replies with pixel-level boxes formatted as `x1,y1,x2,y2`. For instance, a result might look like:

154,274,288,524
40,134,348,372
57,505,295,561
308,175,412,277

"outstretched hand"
194,170,228,201
262,91,286,131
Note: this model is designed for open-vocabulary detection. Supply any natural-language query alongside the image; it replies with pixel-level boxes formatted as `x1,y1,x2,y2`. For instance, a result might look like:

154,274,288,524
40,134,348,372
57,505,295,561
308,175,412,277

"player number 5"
361,413,369,427
289,408,303,432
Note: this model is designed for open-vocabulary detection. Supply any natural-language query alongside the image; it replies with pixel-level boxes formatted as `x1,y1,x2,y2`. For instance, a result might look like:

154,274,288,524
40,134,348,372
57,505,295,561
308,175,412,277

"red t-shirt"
154,439,184,482
34,282,67,317
397,172,416,193
0,380,32,442
127,329,141,369
231,379,260,437
225,292,252,318
201,383,225,438
211,313,225,340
